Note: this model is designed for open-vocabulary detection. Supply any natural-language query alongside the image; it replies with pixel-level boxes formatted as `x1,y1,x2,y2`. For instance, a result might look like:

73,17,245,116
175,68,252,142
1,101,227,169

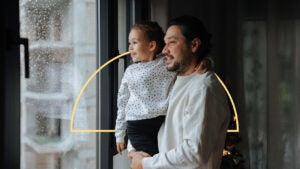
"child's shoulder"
124,63,136,72
124,62,145,74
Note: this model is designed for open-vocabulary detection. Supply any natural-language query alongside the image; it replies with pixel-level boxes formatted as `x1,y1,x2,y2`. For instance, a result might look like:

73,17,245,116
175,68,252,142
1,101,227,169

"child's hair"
131,21,165,55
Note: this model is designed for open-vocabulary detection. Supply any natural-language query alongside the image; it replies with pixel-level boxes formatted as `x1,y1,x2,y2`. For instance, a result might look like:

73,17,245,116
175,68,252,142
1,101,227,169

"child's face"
128,28,155,63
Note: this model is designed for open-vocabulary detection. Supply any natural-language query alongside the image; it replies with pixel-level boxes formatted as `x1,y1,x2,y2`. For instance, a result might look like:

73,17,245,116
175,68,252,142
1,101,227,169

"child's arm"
115,76,130,154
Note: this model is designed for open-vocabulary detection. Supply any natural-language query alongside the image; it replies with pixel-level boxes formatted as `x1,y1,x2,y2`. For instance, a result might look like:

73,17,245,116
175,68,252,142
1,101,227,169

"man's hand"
116,142,126,155
130,151,151,169
128,150,136,160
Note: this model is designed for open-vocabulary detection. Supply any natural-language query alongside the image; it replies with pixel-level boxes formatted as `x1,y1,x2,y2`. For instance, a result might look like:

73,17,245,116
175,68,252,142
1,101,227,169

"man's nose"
162,45,168,55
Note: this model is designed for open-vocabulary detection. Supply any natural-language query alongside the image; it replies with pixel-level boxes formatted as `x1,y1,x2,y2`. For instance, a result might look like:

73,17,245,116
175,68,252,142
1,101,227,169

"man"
130,15,230,169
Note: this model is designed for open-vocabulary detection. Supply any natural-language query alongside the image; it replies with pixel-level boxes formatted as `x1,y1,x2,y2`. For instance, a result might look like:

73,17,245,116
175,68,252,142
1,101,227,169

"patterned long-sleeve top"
115,56,176,143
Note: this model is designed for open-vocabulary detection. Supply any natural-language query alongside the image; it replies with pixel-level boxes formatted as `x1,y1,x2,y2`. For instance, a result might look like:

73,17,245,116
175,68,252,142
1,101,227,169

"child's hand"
195,57,212,74
116,142,126,155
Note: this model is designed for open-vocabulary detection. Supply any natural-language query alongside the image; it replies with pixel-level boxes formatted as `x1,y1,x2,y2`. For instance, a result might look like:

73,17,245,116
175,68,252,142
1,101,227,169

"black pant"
127,116,165,156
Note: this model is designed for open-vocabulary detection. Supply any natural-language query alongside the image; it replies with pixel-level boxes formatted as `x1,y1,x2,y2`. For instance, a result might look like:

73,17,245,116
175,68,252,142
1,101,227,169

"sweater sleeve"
142,86,229,168
115,74,130,143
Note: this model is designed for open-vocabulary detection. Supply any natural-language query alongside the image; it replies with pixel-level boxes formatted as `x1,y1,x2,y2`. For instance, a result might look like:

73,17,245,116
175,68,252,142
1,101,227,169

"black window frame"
1,0,21,168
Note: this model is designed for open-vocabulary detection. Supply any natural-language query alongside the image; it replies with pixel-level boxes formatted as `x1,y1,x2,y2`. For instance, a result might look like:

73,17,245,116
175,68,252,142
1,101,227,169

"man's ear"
191,38,201,53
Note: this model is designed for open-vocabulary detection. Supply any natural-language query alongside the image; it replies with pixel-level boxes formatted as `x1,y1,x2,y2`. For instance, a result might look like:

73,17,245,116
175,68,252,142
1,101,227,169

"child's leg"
127,116,165,156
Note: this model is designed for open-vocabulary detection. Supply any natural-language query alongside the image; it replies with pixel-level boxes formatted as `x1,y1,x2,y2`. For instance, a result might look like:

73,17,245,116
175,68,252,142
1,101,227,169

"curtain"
241,0,300,168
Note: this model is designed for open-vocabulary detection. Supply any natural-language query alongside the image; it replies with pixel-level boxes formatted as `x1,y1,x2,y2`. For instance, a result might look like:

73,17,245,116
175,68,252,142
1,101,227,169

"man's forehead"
164,26,184,40
167,25,180,32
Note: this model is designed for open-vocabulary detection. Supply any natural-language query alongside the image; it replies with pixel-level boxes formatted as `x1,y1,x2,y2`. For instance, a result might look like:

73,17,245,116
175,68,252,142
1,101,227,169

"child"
115,21,176,156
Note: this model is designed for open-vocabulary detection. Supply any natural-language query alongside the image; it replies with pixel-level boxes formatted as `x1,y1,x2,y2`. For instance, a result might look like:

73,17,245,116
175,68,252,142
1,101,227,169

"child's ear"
191,38,201,53
149,41,157,52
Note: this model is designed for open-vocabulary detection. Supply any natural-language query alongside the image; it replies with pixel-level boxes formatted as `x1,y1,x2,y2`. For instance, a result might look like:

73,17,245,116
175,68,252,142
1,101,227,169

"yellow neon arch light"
70,51,239,133
214,74,239,133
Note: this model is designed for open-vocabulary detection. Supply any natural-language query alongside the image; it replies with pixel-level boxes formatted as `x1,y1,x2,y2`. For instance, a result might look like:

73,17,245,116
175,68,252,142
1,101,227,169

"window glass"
20,0,97,168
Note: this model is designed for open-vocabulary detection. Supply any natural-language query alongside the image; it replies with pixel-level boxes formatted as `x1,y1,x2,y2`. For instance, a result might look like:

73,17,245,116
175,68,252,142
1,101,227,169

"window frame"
97,0,119,168
97,0,150,168
1,0,21,168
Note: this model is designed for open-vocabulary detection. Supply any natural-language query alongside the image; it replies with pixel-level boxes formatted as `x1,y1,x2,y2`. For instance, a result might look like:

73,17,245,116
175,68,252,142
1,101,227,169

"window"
20,0,97,168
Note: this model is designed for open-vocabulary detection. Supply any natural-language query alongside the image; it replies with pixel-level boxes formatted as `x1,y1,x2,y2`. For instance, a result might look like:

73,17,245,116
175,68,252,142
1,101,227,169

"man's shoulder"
191,71,217,85
188,71,223,92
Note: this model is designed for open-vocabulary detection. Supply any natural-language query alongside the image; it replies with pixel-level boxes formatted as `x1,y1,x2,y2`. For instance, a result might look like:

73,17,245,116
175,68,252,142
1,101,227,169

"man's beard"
167,62,180,72
167,59,191,73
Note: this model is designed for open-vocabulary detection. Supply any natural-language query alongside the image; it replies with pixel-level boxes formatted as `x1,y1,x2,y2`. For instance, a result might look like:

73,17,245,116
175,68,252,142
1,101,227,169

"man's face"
163,25,194,75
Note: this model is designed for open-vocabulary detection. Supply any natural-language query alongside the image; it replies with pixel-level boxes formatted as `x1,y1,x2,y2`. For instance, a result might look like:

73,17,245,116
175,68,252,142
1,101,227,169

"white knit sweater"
142,71,230,169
